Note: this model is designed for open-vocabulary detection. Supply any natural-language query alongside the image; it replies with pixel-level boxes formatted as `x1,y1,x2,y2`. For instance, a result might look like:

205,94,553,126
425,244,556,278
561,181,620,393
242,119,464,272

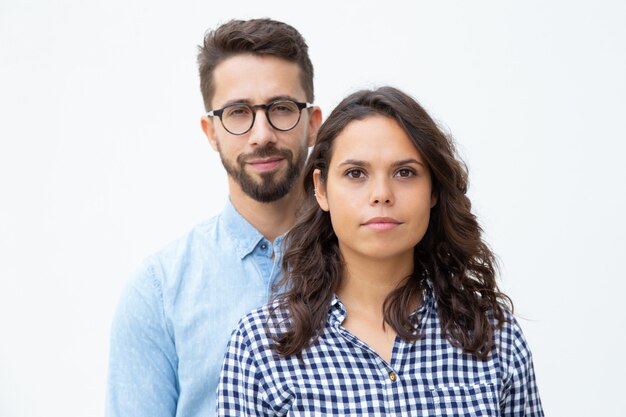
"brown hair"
197,18,314,110
270,86,512,360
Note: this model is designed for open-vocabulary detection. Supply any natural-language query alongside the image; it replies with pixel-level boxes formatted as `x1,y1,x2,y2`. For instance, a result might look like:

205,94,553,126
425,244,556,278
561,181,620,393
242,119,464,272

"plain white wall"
1,1,625,415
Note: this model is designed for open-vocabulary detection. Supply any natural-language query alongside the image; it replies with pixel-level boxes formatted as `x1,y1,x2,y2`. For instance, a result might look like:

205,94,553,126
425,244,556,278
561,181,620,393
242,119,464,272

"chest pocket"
428,382,499,417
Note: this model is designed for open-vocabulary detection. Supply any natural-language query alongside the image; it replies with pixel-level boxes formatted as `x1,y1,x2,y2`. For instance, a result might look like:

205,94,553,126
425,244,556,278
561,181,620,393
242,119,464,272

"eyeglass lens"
222,101,302,134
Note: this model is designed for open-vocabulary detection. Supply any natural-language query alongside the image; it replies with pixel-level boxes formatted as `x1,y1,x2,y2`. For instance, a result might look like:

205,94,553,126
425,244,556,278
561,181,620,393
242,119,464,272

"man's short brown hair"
198,18,314,111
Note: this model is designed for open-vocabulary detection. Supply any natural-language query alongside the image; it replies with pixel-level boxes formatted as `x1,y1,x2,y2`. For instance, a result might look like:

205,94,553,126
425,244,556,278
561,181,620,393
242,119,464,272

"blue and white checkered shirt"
217,282,543,416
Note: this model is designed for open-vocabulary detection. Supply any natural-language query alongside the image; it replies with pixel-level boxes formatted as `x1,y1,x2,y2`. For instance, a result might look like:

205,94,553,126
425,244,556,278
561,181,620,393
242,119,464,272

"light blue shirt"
106,200,284,417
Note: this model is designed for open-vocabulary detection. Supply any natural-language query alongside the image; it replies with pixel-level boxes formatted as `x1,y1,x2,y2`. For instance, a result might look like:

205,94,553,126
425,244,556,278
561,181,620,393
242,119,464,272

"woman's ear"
430,191,438,208
312,169,329,212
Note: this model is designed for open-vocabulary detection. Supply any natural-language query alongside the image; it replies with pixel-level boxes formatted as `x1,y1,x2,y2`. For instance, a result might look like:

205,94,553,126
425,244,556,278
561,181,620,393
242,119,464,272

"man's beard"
219,144,307,203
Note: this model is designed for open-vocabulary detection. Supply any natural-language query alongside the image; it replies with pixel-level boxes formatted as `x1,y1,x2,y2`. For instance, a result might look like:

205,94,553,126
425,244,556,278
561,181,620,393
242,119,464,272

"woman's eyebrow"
337,158,425,168
337,159,369,167
392,158,425,168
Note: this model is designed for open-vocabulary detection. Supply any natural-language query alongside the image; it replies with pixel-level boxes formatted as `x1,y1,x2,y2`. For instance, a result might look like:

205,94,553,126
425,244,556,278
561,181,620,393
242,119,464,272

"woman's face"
314,115,436,263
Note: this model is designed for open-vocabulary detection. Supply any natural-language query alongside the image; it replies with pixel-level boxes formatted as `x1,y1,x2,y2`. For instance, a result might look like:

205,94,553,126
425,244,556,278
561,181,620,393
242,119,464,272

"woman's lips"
362,217,402,230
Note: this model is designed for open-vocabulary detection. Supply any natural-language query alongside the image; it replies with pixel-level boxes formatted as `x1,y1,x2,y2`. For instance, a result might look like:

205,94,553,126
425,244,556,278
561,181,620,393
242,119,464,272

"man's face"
202,54,319,203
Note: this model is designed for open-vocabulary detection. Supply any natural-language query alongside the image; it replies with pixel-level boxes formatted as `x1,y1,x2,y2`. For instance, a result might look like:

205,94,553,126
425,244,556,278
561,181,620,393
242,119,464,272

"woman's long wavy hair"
269,86,512,360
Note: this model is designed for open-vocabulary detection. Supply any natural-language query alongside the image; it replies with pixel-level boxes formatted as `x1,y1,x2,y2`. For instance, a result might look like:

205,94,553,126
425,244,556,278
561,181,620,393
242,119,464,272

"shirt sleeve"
217,322,274,417
106,259,179,417
498,315,544,417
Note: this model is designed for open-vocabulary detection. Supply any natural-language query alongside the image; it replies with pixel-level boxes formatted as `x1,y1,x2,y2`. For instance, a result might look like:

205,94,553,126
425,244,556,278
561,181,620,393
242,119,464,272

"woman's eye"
395,168,415,178
346,169,365,179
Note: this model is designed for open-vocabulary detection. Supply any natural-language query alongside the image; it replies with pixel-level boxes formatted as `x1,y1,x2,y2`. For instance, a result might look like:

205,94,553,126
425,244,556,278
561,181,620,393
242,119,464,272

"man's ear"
312,169,329,212
201,116,219,151
306,106,323,147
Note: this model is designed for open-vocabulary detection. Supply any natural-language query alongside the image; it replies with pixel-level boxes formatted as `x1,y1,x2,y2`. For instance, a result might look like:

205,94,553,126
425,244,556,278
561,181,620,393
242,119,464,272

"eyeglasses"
207,100,313,135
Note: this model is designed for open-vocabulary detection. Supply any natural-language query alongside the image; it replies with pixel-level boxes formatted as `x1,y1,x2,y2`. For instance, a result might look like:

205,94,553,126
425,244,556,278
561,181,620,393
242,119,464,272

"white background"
1,1,625,416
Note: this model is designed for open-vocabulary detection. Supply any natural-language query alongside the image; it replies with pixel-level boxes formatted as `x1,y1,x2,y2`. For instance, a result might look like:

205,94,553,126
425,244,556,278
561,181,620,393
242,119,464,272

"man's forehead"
211,54,306,108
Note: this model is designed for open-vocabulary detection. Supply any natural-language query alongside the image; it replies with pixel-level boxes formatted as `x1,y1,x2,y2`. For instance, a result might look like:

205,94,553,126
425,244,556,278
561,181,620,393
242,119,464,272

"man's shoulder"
155,216,219,258
131,215,224,286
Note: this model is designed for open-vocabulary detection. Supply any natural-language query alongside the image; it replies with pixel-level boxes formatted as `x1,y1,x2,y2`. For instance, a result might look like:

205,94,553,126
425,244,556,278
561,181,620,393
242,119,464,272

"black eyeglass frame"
206,100,314,135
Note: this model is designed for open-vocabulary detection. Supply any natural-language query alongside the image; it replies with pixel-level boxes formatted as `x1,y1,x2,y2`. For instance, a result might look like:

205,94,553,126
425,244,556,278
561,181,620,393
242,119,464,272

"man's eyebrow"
267,95,300,103
219,95,300,108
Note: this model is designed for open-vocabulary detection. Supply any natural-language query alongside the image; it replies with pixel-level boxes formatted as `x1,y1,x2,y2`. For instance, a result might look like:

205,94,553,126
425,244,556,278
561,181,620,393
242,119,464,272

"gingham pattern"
217,283,543,416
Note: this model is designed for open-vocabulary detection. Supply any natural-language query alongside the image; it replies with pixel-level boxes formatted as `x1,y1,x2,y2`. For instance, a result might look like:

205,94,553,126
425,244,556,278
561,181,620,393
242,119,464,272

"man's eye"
270,103,297,114
225,106,251,118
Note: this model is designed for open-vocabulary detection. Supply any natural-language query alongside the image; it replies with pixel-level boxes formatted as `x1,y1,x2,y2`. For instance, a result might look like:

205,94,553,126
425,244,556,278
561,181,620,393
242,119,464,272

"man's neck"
228,180,304,243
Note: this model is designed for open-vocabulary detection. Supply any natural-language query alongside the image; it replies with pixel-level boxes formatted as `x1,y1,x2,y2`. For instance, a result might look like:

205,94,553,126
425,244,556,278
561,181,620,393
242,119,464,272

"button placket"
253,240,274,280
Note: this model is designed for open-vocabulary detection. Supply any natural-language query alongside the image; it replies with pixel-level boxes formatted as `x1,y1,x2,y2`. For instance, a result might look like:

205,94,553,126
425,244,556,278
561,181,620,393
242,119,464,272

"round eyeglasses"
206,100,313,135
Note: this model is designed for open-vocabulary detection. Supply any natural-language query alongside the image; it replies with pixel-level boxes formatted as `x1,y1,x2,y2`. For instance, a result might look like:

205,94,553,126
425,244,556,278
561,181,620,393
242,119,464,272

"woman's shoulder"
230,300,290,350
495,307,529,343
492,306,536,366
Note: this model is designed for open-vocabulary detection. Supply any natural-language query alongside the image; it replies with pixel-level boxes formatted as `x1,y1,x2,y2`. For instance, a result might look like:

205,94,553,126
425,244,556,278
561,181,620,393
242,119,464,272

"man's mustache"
237,146,293,164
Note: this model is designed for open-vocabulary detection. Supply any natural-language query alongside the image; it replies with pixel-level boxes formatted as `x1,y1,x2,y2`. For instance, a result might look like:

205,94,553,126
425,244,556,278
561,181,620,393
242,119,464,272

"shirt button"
389,372,397,381
260,243,267,250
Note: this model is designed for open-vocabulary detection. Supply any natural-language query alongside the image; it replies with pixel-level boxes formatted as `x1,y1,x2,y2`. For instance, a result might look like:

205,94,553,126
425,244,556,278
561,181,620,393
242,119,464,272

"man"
106,18,322,417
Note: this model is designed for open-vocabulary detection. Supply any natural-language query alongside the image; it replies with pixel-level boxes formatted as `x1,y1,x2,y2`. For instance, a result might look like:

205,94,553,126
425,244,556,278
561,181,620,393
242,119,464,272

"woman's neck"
335,248,415,365
336,249,414,311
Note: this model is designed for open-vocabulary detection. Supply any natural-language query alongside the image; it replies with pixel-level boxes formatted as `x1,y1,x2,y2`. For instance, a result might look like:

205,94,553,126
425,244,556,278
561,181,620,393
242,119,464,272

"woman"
217,86,543,416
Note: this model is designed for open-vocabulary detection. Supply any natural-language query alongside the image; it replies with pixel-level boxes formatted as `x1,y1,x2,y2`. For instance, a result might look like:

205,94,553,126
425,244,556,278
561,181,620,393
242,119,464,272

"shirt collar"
329,278,435,329
329,295,346,327
219,198,266,259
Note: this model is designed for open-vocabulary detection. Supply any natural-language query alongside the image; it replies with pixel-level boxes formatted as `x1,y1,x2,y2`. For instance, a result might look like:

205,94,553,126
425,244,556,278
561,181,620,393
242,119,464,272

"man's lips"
362,217,402,230
246,157,284,172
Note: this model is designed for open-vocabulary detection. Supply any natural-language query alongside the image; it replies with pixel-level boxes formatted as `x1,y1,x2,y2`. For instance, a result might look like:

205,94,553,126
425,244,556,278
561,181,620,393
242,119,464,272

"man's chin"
244,185,291,203
243,169,292,189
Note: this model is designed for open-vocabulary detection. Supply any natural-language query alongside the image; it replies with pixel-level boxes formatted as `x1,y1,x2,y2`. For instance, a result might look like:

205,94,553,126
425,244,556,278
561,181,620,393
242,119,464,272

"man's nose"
247,110,278,147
